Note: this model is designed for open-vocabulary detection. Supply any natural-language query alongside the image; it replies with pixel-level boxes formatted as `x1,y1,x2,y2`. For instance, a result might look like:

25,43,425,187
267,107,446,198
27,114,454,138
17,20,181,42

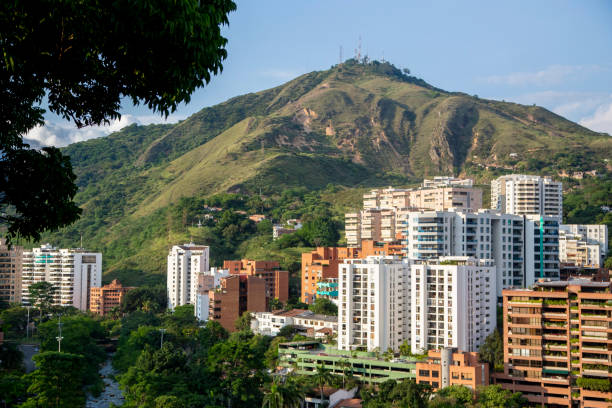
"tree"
235,311,253,332
474,385,526,408
479,330,503,372
28,281,55,319
399,340,412,357
310,363,335,405
262,376,305,408
0,341,24,371
308,298,338,316
434,385,474,407
21,352,86,408
0,0,237,242
269,298,283,311
298,216,340,247
120,285,167,314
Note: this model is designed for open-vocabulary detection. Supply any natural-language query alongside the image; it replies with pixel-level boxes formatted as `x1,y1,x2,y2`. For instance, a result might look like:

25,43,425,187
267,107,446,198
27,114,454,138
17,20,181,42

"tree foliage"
0,0,236,241
308,297,338,316
479,330,503,372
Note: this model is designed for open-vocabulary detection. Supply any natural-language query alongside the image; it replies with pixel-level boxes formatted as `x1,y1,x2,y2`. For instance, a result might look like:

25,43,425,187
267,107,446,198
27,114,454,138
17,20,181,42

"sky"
26,0,612,147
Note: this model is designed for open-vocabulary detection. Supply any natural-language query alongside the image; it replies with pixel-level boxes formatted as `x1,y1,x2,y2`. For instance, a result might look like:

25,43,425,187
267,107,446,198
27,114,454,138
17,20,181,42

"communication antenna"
357,35,362,62
382,50,385,63
339,45,343,64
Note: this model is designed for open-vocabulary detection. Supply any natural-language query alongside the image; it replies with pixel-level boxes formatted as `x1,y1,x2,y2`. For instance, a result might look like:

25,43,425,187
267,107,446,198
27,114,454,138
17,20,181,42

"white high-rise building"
403,210,560,295
21,244,102,311
559,230,602,267
560,224,608,263
167,243,209,310
491,175,562,221
411,257,496,353
338,256,411,352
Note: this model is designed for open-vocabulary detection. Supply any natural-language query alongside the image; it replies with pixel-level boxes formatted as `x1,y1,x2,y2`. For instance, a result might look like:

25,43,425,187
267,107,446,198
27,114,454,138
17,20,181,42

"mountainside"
43,60,611,284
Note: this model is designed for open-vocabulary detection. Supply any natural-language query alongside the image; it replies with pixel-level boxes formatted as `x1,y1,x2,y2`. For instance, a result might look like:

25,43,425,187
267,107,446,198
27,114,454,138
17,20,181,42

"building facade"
491,175,563,221
89,279,135,316
21,244,102,311
495,280,612,408
410,257,496,353
560,224,608,265
208,274,267,332
166,244,209,310
0,239,22,304
415,348,489,391
194,267,229,321
224,259,289,302
301,247,361,304
338,256,411,352
404,210,559,295
559,231,602,268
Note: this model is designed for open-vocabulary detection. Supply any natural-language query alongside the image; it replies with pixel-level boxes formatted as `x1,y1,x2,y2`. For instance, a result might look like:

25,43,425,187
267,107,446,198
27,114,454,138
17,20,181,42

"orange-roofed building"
301,247,360,304
415,348,489,391
89,279,135,316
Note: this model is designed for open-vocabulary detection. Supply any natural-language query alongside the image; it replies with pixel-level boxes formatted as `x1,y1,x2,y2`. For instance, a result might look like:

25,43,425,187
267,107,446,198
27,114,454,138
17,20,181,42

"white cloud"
482,64,605,87
580,101,612,135
24,114,184,148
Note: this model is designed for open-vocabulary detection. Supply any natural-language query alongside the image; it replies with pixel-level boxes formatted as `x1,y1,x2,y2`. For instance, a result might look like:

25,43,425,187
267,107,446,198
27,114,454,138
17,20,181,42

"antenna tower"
339,45,343,65
357,36,362,62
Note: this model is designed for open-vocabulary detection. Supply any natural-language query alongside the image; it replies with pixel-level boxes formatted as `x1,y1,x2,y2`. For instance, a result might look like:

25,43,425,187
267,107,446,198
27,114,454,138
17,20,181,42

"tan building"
346,182,483,247
495,280,612,408
208,274,267,332
0,239,22,304
408,187,482,212
416,348,489,391
223,259,289,302
89,279,135,316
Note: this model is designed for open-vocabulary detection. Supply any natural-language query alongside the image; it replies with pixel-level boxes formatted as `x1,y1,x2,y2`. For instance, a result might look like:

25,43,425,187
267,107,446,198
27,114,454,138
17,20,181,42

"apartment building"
415,348,489,390
495,280,612,408
338,256,411,352
89,279,135,316
224,259,289,302
208,274,267,332
0,239,23,304
411,257,496,353
559,231,602,268
491,175,563,221
560,224,608,264
349,183,483,248
404,210,560,295
408,187,482,213
301,247,361,304
194,267,229,321
166,243,209,310
21,244,102,311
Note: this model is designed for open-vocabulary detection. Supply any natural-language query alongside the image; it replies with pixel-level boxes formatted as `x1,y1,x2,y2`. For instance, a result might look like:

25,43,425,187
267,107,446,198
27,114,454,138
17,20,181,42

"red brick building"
208,274,267,332
224,259,289,302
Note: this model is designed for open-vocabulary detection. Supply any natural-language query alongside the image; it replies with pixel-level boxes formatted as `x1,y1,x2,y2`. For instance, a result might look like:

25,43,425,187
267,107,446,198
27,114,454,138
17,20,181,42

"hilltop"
41,60,611,284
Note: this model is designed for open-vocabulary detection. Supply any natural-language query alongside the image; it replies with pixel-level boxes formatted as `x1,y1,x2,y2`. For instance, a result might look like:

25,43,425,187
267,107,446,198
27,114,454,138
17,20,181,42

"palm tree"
311,363,334,406
262,376,305,408
262,380,284,408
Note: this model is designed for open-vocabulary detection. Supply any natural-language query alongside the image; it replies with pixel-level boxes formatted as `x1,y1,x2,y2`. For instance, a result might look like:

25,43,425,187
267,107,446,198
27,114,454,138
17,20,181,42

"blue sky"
27,0,612,146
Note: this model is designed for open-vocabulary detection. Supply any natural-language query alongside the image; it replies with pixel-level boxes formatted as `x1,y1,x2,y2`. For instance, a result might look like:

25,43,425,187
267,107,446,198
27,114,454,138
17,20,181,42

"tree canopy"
0,0,236,241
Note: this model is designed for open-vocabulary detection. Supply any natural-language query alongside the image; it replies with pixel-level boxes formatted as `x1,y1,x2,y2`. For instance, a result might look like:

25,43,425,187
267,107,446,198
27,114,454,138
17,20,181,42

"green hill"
40,59,611,285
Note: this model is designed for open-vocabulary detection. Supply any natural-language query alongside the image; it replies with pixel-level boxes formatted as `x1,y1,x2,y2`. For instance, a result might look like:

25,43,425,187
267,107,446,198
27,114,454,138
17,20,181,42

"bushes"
576,377,610,392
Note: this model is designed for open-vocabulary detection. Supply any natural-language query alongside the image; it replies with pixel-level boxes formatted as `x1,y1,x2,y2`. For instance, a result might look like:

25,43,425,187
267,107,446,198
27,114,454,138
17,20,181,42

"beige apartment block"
408,187,482,212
